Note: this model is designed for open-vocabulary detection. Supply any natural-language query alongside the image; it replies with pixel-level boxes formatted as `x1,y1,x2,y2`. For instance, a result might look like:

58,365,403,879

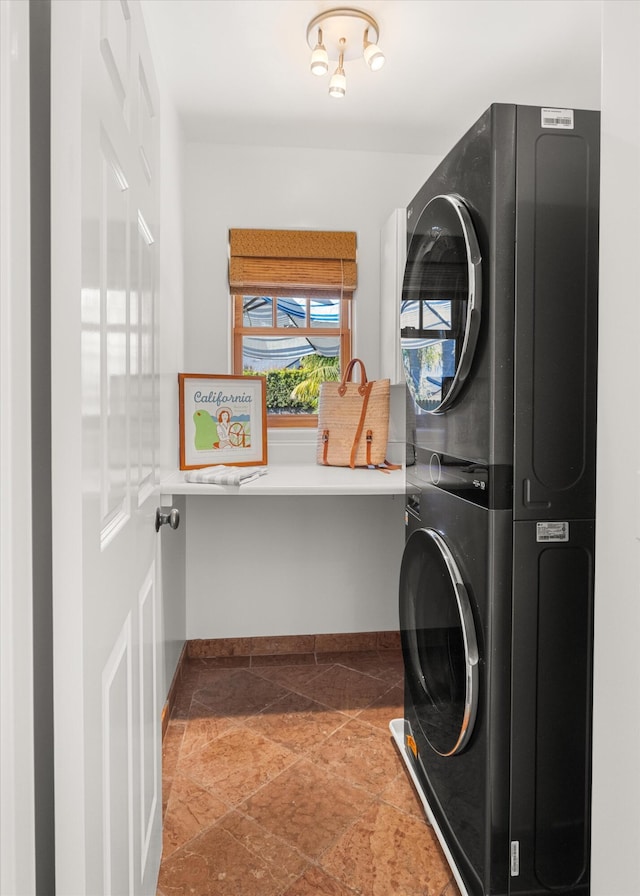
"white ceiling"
140,0,602,156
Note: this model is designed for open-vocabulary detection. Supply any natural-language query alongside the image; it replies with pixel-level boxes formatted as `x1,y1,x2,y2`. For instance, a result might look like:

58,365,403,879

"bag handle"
339,358,368,397
349,380,373,467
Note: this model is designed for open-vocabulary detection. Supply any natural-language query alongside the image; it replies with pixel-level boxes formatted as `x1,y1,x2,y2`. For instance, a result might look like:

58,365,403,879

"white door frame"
50,3,85,885
0,1,36,893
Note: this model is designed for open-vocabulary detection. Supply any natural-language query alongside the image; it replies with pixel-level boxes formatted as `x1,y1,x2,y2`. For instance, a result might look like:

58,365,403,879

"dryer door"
401,194,481,414
400,526,479,757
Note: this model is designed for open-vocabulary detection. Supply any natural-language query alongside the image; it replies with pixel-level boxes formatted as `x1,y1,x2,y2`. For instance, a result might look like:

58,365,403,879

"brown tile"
321,801,455,895
176,658,202,696
243,691,348,753
162,720,186,782
177,655,200,682
378,769,427,821
316,649,380,668
162,774,229,858
169,684,195,721
157,810,309,896
377,631,401,650
178,727,297,805
250,663,326,691
162,720,186,817
179,713,237,758
308,719,403,796
162,776,172,819
354,684,404,730
186,654,251,670
292,664,395,716
241,758,374,859
381,657,405,686
370,651,405,684
250,634,315,656
318,650,403,683
250,652,316,668
188,637,252,658
314,632,378,653
190,668,290,718
282,866,359,895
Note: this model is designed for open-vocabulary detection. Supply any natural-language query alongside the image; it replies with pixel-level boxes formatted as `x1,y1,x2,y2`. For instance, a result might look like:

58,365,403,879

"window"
229,229,356,427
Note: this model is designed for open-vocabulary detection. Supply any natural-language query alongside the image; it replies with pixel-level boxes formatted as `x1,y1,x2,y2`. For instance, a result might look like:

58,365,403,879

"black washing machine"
392,104,599,896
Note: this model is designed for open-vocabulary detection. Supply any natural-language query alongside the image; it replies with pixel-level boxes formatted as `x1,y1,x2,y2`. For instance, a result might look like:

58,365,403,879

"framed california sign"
178,373,268,470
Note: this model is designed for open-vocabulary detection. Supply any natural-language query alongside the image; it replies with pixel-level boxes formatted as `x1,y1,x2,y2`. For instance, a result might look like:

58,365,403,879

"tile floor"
158,649,461,896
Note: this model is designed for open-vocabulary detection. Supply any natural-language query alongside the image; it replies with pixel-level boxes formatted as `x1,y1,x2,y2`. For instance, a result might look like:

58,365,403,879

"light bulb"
310,28,328,76
363,28,385,71
328,68,346,98
329,40,346,98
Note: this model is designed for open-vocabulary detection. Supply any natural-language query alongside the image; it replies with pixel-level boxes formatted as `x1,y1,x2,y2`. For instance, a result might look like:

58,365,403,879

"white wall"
185,495,404,639
183,143,438,381
181,143,437,638
591,1,640,891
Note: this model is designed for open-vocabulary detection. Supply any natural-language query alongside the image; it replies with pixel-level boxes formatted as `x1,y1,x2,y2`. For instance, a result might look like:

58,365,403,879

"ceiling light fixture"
306,7,385,99
310,27,329,76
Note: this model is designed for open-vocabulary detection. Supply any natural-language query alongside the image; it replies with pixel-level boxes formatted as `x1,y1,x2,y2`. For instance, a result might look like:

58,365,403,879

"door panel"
102,616,134,896
510,519,594,894
139,566,159,875
52,1,162,893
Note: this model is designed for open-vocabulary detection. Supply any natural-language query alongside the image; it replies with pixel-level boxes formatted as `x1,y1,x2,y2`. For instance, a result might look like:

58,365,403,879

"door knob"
155,507,180,532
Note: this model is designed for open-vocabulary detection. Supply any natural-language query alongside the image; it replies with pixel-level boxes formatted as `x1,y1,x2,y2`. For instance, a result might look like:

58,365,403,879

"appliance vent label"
541,107,574,129
510,840,520,876
536,521,569,542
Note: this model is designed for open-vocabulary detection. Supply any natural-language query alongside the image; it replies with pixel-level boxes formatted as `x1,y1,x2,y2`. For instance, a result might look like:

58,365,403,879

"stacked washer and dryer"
390,104,600,896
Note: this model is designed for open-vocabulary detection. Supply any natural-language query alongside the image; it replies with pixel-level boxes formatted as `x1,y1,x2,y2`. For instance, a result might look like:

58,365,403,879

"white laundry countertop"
160,463,405,499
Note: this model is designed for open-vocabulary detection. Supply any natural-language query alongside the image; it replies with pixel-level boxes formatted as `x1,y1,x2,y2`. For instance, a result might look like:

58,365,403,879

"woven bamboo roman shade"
228,229,357,299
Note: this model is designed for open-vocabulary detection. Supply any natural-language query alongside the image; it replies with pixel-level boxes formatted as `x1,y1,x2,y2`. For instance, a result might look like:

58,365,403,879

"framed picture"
178,373,268,470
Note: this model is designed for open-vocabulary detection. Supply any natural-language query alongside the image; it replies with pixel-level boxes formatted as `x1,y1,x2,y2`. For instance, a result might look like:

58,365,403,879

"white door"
51,1,162,892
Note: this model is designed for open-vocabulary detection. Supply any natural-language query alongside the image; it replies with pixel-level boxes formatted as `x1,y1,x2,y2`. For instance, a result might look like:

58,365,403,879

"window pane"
275,297,306,327
243,296,272,327
241,335,339,372
310,298,339,329
242,337,340,416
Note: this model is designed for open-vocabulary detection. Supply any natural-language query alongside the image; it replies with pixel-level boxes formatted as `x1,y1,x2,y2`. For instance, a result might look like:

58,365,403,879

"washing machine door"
401,194,481,414
400,526,479,757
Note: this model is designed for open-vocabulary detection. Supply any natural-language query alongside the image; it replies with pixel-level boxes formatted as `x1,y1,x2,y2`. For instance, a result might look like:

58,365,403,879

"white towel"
184,465,268,487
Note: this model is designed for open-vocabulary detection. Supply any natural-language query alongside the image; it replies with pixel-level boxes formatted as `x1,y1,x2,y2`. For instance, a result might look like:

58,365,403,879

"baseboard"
187,630,401,659
161,641,188,740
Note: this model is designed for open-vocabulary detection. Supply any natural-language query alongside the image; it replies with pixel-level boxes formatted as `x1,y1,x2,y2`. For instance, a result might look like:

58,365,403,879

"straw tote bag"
316,358,394,469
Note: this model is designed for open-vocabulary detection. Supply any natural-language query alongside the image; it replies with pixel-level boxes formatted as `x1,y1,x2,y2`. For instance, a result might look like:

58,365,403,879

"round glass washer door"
401,194,482,414
400,526,479,757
